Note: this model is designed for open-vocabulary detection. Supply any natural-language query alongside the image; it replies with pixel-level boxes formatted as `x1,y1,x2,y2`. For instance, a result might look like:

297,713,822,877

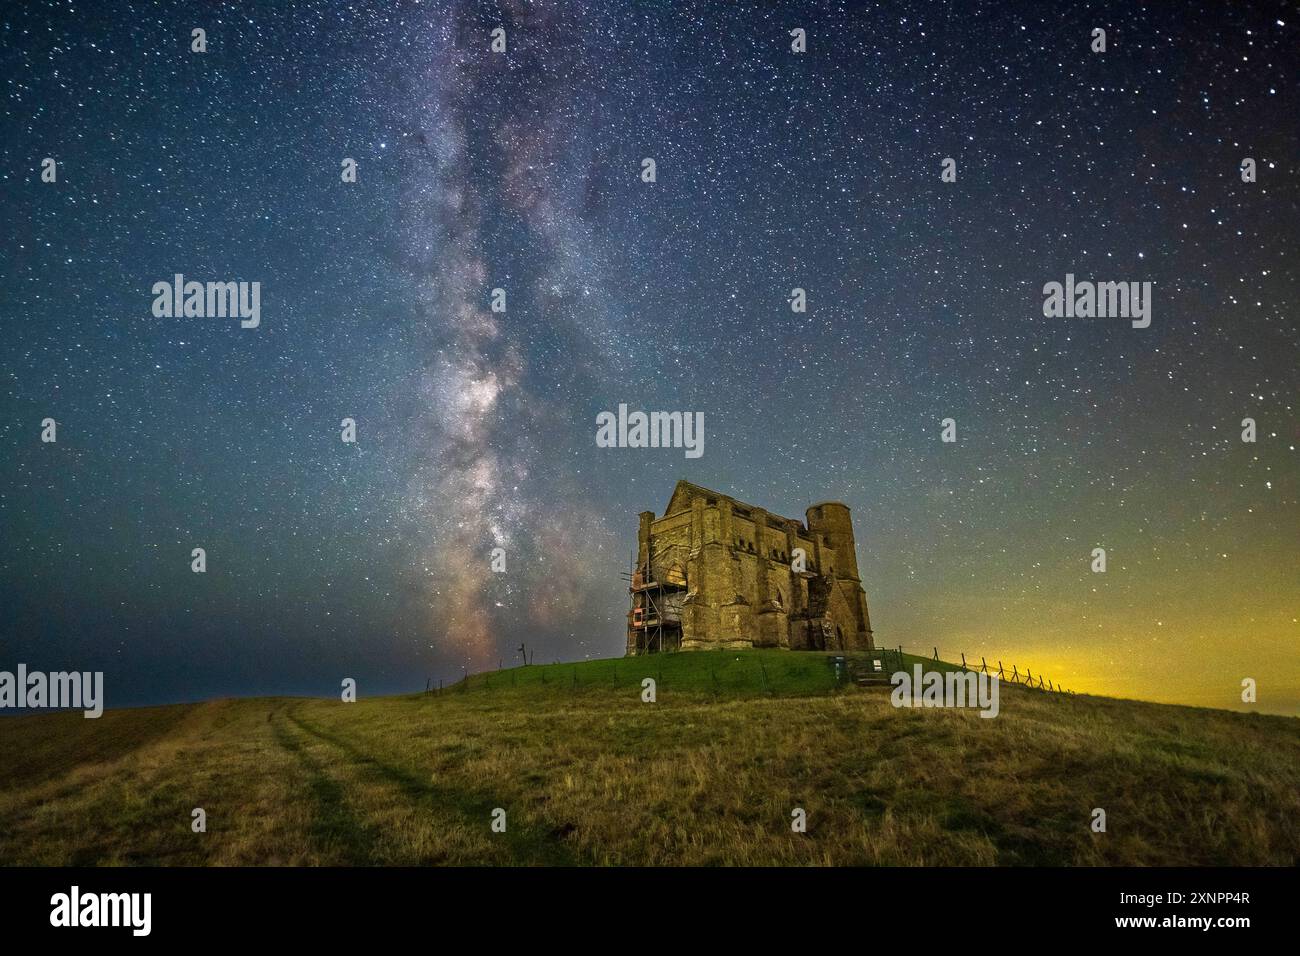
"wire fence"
936,647,1074,695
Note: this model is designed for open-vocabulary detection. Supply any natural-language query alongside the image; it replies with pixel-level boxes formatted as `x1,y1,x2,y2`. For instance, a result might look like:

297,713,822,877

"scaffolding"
623,542,689,654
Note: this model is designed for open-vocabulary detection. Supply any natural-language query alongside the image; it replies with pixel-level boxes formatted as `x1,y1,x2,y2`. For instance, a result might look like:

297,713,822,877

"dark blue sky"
2,0,1296,712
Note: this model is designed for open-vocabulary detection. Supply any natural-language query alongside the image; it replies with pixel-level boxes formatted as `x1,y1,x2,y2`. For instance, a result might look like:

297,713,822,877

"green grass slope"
0,651,1295,866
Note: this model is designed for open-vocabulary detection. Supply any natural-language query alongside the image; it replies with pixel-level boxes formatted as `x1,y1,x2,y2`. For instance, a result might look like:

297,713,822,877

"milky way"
397,2,626,667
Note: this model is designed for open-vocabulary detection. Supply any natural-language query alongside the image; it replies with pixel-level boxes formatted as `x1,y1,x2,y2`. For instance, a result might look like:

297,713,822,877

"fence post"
932,646,939,661
981,657,988,674
961,652,967,669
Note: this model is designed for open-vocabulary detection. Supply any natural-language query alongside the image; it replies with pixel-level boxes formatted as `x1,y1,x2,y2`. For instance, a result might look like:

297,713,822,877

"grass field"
0,650,1296,866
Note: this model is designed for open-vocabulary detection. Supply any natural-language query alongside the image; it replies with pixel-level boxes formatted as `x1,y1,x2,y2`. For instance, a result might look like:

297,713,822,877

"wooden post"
960,652,967,669
981,657,988,674
932,646,939,661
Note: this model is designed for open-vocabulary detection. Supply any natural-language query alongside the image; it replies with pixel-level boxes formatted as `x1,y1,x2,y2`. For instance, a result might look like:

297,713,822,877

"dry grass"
0,655,1296,866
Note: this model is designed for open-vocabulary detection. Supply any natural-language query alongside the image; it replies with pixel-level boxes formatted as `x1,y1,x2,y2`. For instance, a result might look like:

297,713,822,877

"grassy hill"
0,650,1296,866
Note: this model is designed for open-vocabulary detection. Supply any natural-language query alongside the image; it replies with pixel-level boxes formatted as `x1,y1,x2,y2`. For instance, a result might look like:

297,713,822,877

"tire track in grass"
270,711,376,865
286,709,579,865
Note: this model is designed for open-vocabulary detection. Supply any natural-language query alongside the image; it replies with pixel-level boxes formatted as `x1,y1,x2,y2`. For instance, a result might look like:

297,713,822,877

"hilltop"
0,651,1296,866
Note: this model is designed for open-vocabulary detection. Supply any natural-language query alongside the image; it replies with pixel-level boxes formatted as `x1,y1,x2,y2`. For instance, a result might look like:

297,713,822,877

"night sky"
1,1,1296,714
